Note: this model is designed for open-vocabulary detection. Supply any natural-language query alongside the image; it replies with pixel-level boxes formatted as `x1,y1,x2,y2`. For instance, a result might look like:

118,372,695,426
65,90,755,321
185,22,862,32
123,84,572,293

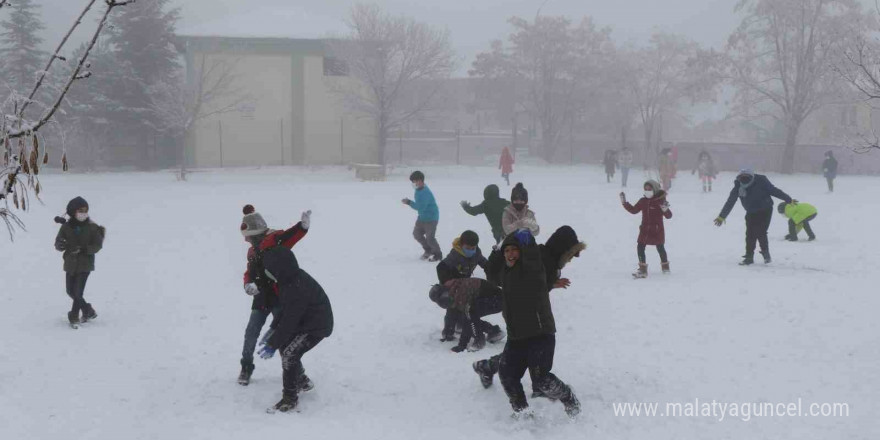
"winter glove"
257,345,276,360
660,202,670,213
301,210,312,230
714,216,725,227
244,282,260,296
451,344,467,353
259,328,275,347
402,198,412,205
460,201,469,208
55,239,67,251
513,229,534,246
619,192,626,204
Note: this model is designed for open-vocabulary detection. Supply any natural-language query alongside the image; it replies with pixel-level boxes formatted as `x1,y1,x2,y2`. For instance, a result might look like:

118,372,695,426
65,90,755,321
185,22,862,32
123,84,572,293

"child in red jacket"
238,204,311,386
620,180,672,278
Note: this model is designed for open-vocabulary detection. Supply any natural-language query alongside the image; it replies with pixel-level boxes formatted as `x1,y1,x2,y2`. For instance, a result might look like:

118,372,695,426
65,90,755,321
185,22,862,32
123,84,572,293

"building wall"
301,55,378,164
190,52,293,167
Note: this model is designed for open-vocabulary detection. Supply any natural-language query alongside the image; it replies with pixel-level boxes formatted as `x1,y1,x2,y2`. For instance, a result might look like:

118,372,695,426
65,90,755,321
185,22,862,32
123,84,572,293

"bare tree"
1,0,134,240
626,33,717,167
834,4,880,153
150,54,252,180
331,3,456,165
472,16,613,161
725,0,865,173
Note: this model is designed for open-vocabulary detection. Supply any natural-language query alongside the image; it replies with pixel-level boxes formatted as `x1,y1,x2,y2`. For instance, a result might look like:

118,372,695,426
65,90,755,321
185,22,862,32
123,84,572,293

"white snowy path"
1,165,877,440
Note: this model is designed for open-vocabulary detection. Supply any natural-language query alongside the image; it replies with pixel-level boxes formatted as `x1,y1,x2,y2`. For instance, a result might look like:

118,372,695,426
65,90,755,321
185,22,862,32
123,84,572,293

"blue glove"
514,229,534,246
259,328,275,347
257,345,276,360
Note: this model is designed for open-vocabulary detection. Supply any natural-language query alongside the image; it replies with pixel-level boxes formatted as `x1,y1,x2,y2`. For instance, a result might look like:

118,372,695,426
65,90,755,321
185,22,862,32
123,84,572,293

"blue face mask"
463,247,477,258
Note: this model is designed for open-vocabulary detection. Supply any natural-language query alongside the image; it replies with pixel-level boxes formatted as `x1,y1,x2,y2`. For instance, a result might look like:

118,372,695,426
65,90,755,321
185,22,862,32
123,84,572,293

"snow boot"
632,263,648,278
561,387,581,418
472,360,494,389
270,394,298,413
761,251,772,264
661,262,670,274
467,336,486,352
81,303,97,322
298,374,314,393
67,310,80,328
238,363,255,386
420,252,431,261
785,234,797,241
486,325,506,344
427,253,442,262
739,254,754,266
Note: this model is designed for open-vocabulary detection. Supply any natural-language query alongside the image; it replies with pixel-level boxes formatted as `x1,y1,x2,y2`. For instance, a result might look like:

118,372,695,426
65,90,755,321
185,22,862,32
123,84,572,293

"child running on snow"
620,180,672,278
237,205,311,386
460,184,510,245
402,170,442,261
54,197,105,328
471,230,580,418
778,201,818,241
429,278,505,353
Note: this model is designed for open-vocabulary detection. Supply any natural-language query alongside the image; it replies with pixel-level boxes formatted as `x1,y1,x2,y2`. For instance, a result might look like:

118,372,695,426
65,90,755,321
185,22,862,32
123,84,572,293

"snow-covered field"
1,164,877,440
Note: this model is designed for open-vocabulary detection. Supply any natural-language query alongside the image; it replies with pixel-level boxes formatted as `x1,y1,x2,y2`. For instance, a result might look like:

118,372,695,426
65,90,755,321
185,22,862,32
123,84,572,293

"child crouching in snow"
778,201,817,241
54,197,105,328
620,180,672,278
436,230,488,342
429,278,505,352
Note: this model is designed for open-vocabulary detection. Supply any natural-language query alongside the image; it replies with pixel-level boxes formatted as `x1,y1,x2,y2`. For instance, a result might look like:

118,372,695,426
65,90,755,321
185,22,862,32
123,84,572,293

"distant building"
175,36,378,167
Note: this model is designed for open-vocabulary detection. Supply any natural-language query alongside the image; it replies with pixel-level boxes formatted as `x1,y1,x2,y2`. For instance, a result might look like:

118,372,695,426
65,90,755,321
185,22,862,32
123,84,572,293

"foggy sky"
35,0,741,75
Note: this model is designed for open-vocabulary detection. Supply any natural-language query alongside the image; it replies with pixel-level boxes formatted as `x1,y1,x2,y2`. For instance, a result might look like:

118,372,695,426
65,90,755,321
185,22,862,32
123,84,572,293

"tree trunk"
377,120,388,166
643,124,653,170
781,121,798,174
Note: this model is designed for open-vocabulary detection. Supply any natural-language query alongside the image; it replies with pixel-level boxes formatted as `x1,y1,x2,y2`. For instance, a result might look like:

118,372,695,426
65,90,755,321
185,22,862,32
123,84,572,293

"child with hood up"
54,197,105,328
460,184,510,245
620,180,672,278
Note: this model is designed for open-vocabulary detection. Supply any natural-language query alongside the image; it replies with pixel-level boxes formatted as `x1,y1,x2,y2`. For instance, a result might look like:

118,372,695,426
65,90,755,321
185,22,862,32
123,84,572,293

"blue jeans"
241,307,281,367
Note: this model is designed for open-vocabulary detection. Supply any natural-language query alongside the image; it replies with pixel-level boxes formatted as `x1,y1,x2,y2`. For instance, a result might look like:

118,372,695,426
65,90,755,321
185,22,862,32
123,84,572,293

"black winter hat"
66,196,88,217
511,183,528,203
460,230,479,247
429,284,453,309
777,202,788,214
410,170,425,182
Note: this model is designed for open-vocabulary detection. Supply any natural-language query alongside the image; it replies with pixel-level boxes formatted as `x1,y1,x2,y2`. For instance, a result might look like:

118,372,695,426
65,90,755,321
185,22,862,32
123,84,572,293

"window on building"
323,57,349,76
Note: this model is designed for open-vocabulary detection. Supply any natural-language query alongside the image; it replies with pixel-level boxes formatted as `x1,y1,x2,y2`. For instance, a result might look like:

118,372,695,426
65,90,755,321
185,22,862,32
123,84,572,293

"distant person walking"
692,150,717,193
499,146,515,186
619,147,634,187
603,150,618,183
822,151,838,193
658,149,676,191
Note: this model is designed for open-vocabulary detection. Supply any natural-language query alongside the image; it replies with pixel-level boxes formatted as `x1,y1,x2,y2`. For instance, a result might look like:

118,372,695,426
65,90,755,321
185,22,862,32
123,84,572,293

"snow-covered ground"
2,164,877,440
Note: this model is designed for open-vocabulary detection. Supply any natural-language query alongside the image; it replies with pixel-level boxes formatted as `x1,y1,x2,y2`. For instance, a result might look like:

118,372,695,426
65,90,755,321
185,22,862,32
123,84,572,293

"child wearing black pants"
54,197,105,327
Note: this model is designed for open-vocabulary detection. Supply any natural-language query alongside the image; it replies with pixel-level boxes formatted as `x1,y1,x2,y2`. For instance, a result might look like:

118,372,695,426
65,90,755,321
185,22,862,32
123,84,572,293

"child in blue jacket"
402,171,442,261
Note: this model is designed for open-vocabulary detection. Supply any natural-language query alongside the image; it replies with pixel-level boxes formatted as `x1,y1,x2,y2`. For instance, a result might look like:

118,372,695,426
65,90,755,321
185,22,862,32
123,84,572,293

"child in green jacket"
777,202,817,241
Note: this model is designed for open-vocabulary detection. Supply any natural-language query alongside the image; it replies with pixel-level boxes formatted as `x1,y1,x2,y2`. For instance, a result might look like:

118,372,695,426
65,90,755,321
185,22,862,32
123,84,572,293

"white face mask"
643,190,654,199
75,212,89,222
412,182,418,189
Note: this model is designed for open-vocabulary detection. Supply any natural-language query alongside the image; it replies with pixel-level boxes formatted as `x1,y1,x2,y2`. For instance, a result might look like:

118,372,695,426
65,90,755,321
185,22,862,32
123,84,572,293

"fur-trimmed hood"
543,226,586,270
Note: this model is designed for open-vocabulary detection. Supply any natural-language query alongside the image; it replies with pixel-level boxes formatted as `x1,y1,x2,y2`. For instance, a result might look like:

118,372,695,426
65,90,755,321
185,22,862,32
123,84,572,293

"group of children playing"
48,153,823,418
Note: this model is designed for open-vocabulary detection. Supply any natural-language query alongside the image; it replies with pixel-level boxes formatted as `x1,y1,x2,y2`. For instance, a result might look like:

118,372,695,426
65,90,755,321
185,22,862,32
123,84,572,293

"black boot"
67,310,80,327
271,394,298,413
238,363,255,386
472,360,494,389
298,374,314,392
81,303,97,322
561,388,581,418
486,325,506,344
761,251,771,264
739,254,754,266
